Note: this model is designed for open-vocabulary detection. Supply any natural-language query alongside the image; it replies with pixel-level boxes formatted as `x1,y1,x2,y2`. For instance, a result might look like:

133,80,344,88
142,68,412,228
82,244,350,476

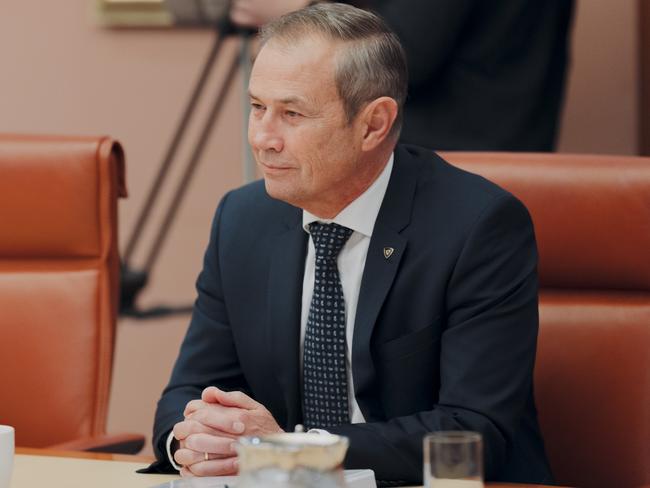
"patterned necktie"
303,222,354,429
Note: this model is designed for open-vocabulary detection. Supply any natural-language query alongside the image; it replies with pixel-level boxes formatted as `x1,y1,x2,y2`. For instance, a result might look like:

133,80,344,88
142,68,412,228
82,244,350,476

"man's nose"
250,114,284,152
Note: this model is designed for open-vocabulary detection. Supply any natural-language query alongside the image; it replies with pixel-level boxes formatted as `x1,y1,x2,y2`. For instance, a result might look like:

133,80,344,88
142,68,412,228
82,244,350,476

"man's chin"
263,179,300,206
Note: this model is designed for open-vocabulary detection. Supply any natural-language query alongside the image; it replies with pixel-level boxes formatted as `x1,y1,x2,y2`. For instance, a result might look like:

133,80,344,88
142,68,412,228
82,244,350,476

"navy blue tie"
303,222,353,429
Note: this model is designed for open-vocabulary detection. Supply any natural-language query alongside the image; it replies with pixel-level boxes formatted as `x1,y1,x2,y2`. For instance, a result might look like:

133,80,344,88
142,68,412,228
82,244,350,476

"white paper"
425,480,483,488
149,469,376,488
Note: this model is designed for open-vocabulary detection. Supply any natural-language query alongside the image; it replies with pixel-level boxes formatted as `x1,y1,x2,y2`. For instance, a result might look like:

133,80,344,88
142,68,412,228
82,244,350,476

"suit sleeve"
329,194,539,483
151,192,250,467
361,0,476,89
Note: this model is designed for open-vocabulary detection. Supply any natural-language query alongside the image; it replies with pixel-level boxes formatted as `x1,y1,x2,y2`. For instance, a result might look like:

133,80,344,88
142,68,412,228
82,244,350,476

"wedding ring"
204,452,209,462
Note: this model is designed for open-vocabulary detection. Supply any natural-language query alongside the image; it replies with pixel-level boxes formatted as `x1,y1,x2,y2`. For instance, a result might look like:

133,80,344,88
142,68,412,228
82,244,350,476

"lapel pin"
383,247,395,259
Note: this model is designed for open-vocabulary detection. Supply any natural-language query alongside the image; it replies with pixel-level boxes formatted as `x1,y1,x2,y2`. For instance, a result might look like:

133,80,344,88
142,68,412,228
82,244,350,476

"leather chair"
441,152,650,488
0,134,144,454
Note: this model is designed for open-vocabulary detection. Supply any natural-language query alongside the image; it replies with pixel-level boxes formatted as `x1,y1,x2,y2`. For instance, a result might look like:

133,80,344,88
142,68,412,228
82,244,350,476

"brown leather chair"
0,134,144,453
441,152,650,488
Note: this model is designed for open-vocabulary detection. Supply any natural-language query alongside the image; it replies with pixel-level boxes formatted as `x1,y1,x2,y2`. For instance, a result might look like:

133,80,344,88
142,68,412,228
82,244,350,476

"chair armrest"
48,433,145,454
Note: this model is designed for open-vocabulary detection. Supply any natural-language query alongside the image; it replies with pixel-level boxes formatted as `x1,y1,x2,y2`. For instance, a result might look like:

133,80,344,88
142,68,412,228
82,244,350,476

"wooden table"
11,448,559,488
12,448,176,488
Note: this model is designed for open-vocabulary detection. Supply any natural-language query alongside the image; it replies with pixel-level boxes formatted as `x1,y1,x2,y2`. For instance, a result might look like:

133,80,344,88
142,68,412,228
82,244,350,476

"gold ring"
204,452,209,462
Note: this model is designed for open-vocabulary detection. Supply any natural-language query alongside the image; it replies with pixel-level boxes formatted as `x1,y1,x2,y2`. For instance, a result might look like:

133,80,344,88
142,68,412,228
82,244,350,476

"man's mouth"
260,161,294,171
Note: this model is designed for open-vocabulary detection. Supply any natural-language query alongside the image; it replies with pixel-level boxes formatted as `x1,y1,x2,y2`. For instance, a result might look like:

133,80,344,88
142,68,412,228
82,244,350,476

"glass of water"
423,431,484,488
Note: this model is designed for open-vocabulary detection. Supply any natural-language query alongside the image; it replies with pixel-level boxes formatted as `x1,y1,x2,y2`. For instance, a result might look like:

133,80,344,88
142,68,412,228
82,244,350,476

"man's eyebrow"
247,91,311,106
278,96,310,105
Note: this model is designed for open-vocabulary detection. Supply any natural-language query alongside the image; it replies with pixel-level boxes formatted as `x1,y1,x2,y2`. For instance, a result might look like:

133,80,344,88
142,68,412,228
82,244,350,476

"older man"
151,4,552,485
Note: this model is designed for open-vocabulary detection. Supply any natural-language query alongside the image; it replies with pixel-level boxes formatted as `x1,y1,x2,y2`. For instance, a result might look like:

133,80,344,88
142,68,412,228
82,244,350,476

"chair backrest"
0,134,127,447
441,152,650,488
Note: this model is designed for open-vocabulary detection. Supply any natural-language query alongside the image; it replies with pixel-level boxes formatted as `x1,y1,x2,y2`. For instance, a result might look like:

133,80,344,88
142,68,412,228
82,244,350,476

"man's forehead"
248,70,329,108
256,33,344,70
249,36,342,103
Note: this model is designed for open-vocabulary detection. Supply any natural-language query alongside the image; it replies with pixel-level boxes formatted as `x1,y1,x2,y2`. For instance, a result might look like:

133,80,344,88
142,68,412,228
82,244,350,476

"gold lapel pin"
383,247,395,259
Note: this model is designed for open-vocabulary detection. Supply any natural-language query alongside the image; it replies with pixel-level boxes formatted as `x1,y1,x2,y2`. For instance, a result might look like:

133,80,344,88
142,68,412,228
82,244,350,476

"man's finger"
174,447,195,467
190,404,246,434
185,400,234,420
172,418,222,440
184,432,238,456
187,457,239,477
202,386,259,410
183,399,209,418
174,447,232,467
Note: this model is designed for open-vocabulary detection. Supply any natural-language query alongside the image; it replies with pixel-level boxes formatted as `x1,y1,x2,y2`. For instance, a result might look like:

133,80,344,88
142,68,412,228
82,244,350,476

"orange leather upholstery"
441,152,650,488
0,134,140,452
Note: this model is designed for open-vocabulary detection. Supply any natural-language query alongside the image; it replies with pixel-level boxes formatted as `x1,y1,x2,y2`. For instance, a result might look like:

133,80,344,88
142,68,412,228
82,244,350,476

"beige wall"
558,0,639,154
0,0,640,455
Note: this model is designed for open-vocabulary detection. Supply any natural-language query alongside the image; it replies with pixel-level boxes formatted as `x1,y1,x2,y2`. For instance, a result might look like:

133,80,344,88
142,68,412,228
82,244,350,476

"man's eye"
285,110,301,118
251,103,265,111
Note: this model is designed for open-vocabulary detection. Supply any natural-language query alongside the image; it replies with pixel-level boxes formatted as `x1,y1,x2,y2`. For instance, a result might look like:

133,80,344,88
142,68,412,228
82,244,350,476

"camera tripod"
120,15,256,318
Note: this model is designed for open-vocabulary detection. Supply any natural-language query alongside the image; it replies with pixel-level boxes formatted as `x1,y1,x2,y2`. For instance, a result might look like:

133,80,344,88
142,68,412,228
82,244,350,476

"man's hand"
173,387,283,477
229,0,313,28
172,408,239,477
190,387,284,437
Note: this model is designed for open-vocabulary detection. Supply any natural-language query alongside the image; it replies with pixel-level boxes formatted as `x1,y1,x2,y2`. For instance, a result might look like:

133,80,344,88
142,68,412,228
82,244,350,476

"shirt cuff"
166,431,182,472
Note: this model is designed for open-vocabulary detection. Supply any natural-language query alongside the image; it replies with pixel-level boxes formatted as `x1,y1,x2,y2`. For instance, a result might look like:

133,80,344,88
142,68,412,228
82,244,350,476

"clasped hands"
173,386,283,477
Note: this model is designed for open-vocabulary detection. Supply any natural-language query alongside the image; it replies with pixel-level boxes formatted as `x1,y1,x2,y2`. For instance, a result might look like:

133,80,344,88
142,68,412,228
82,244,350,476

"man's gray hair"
259,2,408,139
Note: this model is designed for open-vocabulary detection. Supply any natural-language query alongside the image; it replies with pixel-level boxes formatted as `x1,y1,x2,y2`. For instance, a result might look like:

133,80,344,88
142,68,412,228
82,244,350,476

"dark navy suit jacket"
152,145,553,484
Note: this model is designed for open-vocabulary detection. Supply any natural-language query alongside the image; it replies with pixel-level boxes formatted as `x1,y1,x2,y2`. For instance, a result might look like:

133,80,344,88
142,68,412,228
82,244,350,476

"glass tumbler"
423,431,484,488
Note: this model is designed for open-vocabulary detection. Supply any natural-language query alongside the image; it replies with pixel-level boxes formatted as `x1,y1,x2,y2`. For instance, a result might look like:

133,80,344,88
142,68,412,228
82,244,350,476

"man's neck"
304,147,394,219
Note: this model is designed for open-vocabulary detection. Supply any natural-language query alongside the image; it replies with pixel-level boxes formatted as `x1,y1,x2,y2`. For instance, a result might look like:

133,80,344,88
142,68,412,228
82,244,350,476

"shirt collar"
302,153,394,238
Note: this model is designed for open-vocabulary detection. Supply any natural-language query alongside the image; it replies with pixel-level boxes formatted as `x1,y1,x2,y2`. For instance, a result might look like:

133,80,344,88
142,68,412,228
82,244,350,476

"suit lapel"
267,208,307,429
352,146,419,420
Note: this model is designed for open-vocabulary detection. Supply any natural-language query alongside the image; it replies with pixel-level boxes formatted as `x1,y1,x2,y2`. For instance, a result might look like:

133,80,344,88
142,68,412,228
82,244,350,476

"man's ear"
359,97,398,151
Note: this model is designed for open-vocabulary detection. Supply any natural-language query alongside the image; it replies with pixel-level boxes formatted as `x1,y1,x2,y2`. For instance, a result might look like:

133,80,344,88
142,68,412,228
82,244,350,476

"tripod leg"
240,34,256,183
122,28,227,266
143,46,241,274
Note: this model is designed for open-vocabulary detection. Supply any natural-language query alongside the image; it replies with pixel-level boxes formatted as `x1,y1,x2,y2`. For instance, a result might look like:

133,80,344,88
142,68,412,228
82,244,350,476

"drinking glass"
0,425,14,488
423,431,483,488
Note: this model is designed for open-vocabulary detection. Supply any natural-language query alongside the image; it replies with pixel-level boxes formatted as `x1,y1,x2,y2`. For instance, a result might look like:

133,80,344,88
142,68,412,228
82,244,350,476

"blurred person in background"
230,0,574,151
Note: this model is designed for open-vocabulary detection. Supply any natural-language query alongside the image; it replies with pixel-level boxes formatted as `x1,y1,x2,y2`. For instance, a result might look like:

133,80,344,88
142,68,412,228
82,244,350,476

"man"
151,3,552,484
228,0,574,151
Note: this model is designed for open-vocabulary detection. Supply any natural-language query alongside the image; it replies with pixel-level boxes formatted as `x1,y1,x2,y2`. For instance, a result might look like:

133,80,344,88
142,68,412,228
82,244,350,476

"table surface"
11,448,559,488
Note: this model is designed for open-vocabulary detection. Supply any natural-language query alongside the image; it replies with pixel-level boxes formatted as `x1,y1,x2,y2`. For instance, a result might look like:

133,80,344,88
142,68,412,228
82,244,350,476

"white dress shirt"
168,154,394,468
301,154,394,425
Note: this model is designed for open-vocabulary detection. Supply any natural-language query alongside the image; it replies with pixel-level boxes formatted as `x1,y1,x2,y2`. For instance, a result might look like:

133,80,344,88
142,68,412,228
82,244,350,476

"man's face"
248,35,367,217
